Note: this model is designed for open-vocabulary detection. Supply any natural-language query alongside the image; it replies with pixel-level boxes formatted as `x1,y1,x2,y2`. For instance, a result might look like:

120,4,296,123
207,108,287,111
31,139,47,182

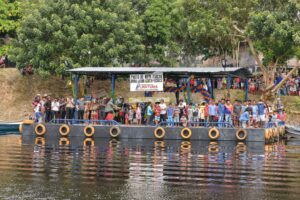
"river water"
0,134,299,200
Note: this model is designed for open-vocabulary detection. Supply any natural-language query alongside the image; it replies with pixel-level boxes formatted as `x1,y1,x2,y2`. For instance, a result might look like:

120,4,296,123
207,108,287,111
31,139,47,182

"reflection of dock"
22,137,265,155
19,136,274,189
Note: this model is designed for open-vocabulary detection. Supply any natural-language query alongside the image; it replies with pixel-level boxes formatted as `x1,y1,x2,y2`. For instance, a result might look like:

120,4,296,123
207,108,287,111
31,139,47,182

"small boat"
285,125,300,140
0,121,22,134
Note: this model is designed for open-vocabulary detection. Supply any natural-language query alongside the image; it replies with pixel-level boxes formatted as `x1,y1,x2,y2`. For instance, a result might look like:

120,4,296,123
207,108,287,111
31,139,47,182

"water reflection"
0,135,300,199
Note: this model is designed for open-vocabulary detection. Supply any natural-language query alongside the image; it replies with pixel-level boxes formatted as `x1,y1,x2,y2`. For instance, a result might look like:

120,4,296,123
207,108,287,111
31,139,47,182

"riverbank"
0,68,299,123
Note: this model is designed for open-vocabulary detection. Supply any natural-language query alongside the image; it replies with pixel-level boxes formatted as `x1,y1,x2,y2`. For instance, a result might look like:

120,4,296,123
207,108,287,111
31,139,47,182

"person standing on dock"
208,100,217,127
233,100,242,127
217,99,225,127
145,102,153,125
59,98,66,123
173,104,180,127
44,96,52,123
178,99,186,118
34,101,42,123
66,97,75,121
257,99,266,128
136,104,142,125
154,103,161,125
187,103,193,126
51,98,60,123
224,100,233,127
240,108,250,128
167,103,174,127
199,102,206,126
251,100,258,127
91,99,99,123
77,98,85,121
159,99,167,123
104,98,116,121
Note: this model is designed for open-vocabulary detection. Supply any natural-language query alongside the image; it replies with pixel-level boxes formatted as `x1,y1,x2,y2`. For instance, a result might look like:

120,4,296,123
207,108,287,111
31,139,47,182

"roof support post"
73,74,80,121
211,78,215,99
226,74,231,99
111,74,116,103
175,79,180,105
245,78,249,101
186,74,191,104
73,74,79,106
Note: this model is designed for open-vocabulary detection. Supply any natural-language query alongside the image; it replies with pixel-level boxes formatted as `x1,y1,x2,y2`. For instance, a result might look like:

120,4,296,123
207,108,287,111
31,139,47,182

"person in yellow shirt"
199,102,206,126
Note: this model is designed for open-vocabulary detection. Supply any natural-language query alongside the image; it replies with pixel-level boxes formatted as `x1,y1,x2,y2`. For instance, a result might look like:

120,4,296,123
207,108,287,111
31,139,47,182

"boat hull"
0,123,20,133
285,125,300,140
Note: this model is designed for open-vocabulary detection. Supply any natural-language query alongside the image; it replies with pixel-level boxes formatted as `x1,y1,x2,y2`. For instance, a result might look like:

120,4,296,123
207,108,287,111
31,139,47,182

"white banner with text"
130,73,163,91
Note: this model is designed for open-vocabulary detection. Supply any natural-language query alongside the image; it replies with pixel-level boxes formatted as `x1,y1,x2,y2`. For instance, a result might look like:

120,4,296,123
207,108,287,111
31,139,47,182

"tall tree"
233,0,300,99
173,0,234,66
0,0,21,55
10,0,144,75
141,0,178,66
175,0,300,99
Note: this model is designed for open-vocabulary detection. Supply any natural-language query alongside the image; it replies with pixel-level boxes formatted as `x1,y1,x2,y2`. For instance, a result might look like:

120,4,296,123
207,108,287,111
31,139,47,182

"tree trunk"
261,70,274,101
236,41,240,67
262,65,299,101
271,65,299,93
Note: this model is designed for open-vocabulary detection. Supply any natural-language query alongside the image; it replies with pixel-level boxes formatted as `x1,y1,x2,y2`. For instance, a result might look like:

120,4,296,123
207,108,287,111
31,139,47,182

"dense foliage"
0,0,21,55
5,0,300,78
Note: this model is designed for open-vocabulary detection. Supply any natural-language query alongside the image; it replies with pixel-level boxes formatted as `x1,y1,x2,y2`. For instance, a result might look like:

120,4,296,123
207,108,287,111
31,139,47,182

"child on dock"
154,103,161,125
173,105,180,127
192,104,199,126
180,114,187,127
145,102,153,125
239,108,250,128
167,103,174,127
128,106,134,125
136,104,142,125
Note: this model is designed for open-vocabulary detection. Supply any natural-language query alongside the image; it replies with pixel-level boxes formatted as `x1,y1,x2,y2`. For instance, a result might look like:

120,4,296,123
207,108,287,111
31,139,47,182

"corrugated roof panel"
69,67,240,74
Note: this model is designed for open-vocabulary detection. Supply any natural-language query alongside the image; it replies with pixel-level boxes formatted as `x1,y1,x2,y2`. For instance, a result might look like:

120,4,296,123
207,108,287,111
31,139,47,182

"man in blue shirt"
146,102,153,125
208,100,217,126
167,103,174,126
257,99,266,128
239,108,250,128
217,99,225,127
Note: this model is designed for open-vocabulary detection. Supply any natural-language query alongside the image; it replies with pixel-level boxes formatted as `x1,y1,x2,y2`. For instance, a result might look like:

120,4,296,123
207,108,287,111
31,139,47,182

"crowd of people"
184,72,299,97
31,94,286,128
217,74,300,96
274,74,300,96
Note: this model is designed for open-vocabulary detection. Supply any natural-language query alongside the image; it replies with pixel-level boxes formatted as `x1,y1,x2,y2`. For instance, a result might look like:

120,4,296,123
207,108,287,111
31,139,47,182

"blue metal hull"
22,123,266,142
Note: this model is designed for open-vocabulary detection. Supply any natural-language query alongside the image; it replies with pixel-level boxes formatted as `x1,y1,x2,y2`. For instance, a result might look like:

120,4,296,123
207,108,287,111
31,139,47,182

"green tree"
175,0,300,99
233,0,300,99
10,0,144,75
0,0,21,55
141,0,178,66
173,0,234,66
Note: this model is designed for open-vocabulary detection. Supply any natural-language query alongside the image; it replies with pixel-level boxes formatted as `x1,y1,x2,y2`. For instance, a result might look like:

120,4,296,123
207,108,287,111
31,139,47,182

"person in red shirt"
154,103,161,125
204,102,209,125
277,109,287,125
105,112,114,121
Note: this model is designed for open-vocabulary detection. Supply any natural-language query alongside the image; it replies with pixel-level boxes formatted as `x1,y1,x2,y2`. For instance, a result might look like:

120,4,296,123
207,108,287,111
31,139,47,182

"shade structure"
69,67,252,78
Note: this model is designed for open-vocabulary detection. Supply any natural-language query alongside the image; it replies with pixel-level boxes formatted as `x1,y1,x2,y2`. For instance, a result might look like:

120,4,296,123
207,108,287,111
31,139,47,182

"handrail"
49,119,120,125
266,122,285,128
156,121,234,128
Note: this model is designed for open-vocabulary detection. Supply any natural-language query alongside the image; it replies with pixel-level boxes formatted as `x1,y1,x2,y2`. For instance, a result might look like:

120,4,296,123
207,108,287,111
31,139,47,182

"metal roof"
69,67,248,77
